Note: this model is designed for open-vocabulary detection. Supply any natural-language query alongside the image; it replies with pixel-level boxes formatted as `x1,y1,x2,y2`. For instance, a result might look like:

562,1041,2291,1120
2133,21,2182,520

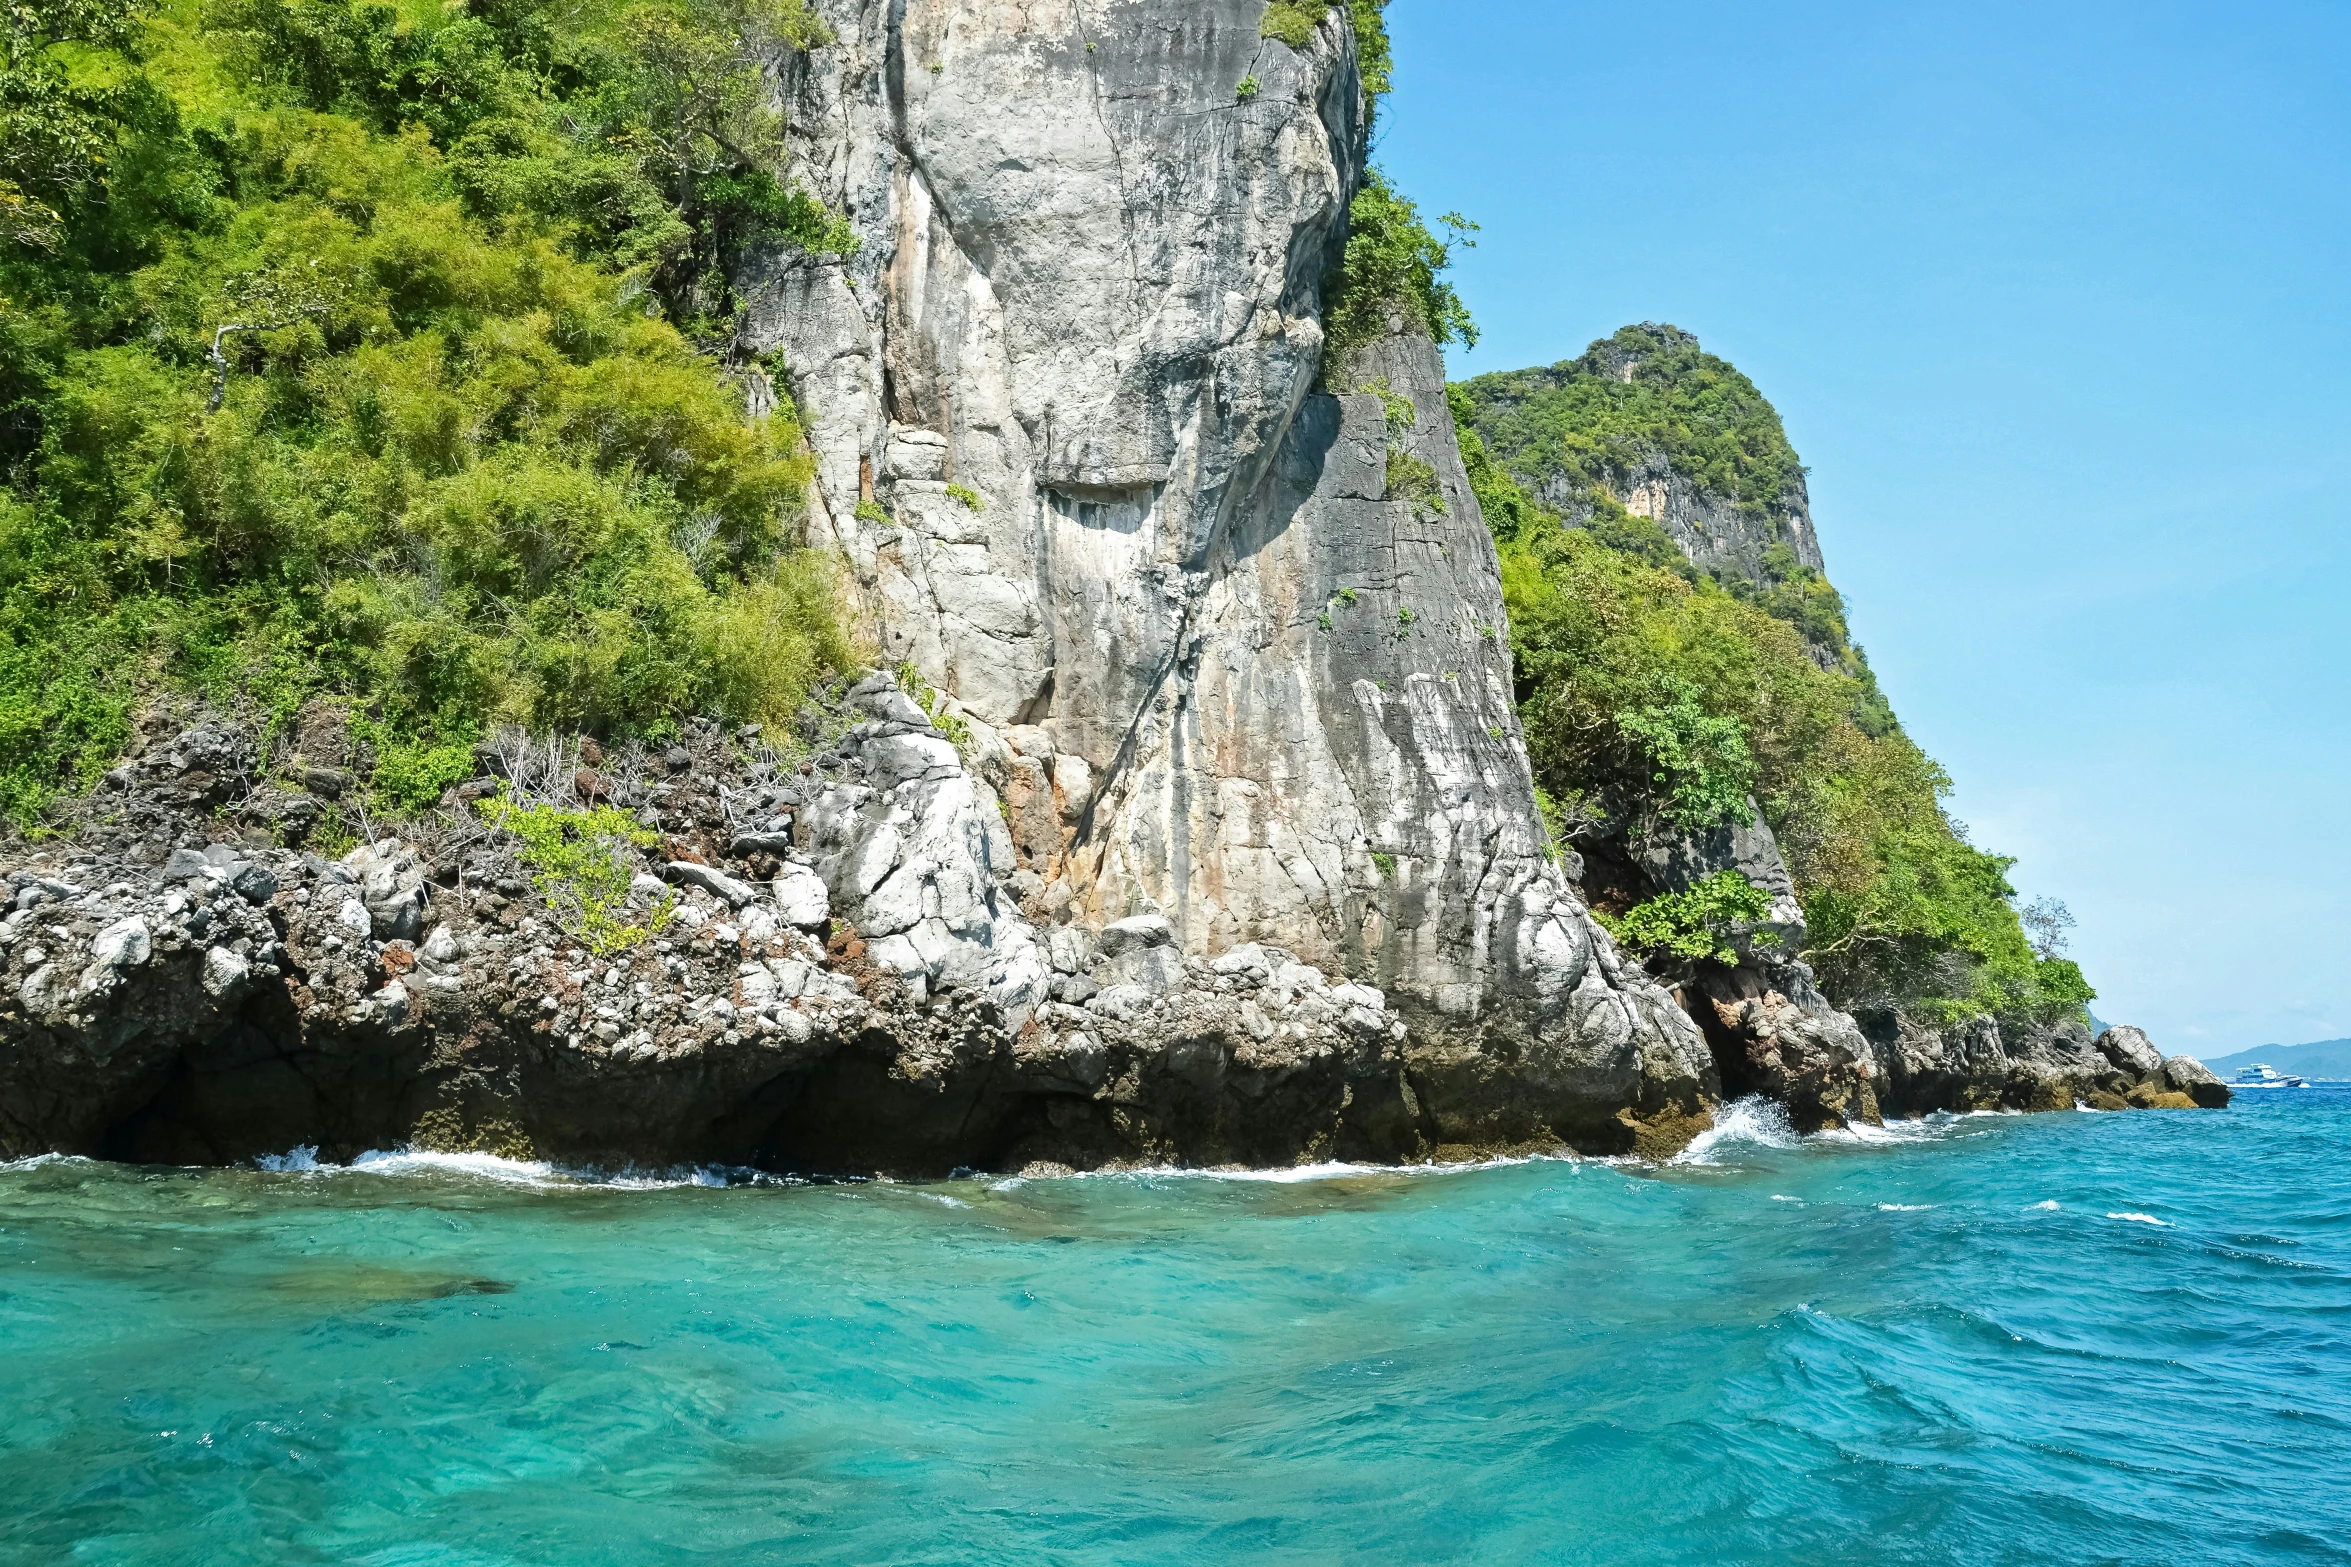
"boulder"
1096,914,1175,959
2094,1025,2164,1077
771,865,830,929
2161,1055,2232,1109
667,861,759,909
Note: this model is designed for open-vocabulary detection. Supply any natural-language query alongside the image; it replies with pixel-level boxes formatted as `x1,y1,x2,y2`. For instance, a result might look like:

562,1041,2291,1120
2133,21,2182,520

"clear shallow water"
4,1095,2348,1566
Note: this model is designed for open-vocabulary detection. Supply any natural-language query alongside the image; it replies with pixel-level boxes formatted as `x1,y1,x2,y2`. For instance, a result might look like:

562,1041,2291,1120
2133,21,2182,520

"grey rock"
771,864,830,929
200,946,252,999
733,0,1716,1151
1212,943,1272,982
89,917,151,971
1087,984,1156,1024
2095,1025,2164,1077
1047,927,1090,976
2161,1055,2232,1109
667,861,760,909
230,862,280,905
1101,944,1184,993
1096,915,1175,959
162,848,212,883
729,832,796,859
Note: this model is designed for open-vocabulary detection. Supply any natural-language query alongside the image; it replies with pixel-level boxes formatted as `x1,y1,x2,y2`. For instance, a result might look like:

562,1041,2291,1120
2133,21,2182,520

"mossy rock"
1617,1105,1712,1161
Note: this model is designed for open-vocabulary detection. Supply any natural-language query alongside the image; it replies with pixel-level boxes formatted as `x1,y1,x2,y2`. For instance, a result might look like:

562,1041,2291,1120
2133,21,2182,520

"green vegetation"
945,483,984,513
1453,356,2092,1029
1465,325,1802,529
1597,870,1776,968
893,659,970,755
1370,849,1396,880
1454,324,1886,683
1320,168,1476,386
1614,686,1755,832
1261,1,1390,102
477,789,669,954
1266,4,1438,390
354,719,474,815
1234,75,1258,102
1384,447,1442,511
0,0,858,828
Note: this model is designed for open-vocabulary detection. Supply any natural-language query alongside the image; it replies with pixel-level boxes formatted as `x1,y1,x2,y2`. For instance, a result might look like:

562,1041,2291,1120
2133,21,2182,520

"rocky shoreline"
0,689,2226,1176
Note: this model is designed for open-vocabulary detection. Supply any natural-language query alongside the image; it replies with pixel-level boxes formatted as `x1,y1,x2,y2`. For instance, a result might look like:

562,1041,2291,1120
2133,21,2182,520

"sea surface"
4,1092,2348,1566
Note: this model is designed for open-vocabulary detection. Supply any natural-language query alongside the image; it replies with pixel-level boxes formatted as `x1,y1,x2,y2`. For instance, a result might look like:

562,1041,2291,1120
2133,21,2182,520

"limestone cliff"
738,0,1712,1146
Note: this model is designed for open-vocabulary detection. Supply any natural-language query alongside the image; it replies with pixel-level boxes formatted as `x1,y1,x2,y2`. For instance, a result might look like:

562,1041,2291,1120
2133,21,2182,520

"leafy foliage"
1598,870,1776,967
1615,688,1755,831
1464,324,1803,525
0,0,857,827
477,788,668,954
1320,167,1476,384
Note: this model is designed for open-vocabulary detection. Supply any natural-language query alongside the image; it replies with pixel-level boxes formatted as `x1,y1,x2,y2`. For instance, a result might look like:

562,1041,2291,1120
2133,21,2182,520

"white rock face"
739,0,1713,1139
771,864,831,930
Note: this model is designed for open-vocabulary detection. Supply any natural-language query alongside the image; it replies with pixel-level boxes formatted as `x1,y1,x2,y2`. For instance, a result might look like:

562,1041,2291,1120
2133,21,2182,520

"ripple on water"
1,1091,2348,1564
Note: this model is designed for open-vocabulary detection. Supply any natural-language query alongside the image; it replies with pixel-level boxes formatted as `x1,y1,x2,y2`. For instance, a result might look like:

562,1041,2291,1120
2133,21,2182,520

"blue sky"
1377,0,2351,1052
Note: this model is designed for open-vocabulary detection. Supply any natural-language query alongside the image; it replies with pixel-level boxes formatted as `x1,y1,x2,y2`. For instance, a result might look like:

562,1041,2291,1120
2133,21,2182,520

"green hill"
1451,328,2092,1032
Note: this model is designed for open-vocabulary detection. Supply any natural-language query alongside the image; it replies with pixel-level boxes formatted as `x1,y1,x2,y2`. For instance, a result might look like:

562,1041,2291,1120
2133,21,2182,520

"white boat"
2231,1063,2312,1090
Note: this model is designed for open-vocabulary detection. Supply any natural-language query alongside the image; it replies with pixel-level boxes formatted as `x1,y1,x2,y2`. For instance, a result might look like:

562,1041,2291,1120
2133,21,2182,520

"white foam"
2107,1211,2169,1226
1078,1153,1560,1184
1771,1194,1802,1203
250,1145,742,1190
1672,1096,1800,1165
1816,1111,1981,1146
1875,1203,1933,1211
2030,1199,2061,1211
0,1152,80,1173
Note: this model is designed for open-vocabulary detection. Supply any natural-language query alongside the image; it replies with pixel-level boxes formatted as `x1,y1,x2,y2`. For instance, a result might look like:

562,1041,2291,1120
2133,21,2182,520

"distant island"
2203,1040,2351,1082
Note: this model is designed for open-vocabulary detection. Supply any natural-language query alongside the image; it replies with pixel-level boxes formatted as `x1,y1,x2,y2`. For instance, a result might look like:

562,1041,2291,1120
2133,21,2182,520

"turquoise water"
4,1095,2347,1566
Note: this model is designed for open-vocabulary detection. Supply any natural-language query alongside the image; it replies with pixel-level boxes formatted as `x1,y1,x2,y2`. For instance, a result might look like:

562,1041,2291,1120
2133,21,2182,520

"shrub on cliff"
1320,168,1477,387
0,0,854,829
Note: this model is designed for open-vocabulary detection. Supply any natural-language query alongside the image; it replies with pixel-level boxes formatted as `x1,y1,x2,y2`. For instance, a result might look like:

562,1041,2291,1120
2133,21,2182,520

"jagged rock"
1097,915,1174,959
200,946,251,999
1703,981,1880,1131
2096,1025,2164,1076
1634,801,1807,952
771,865,830,929
2162,1055,2232,1109
344,840,427,943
